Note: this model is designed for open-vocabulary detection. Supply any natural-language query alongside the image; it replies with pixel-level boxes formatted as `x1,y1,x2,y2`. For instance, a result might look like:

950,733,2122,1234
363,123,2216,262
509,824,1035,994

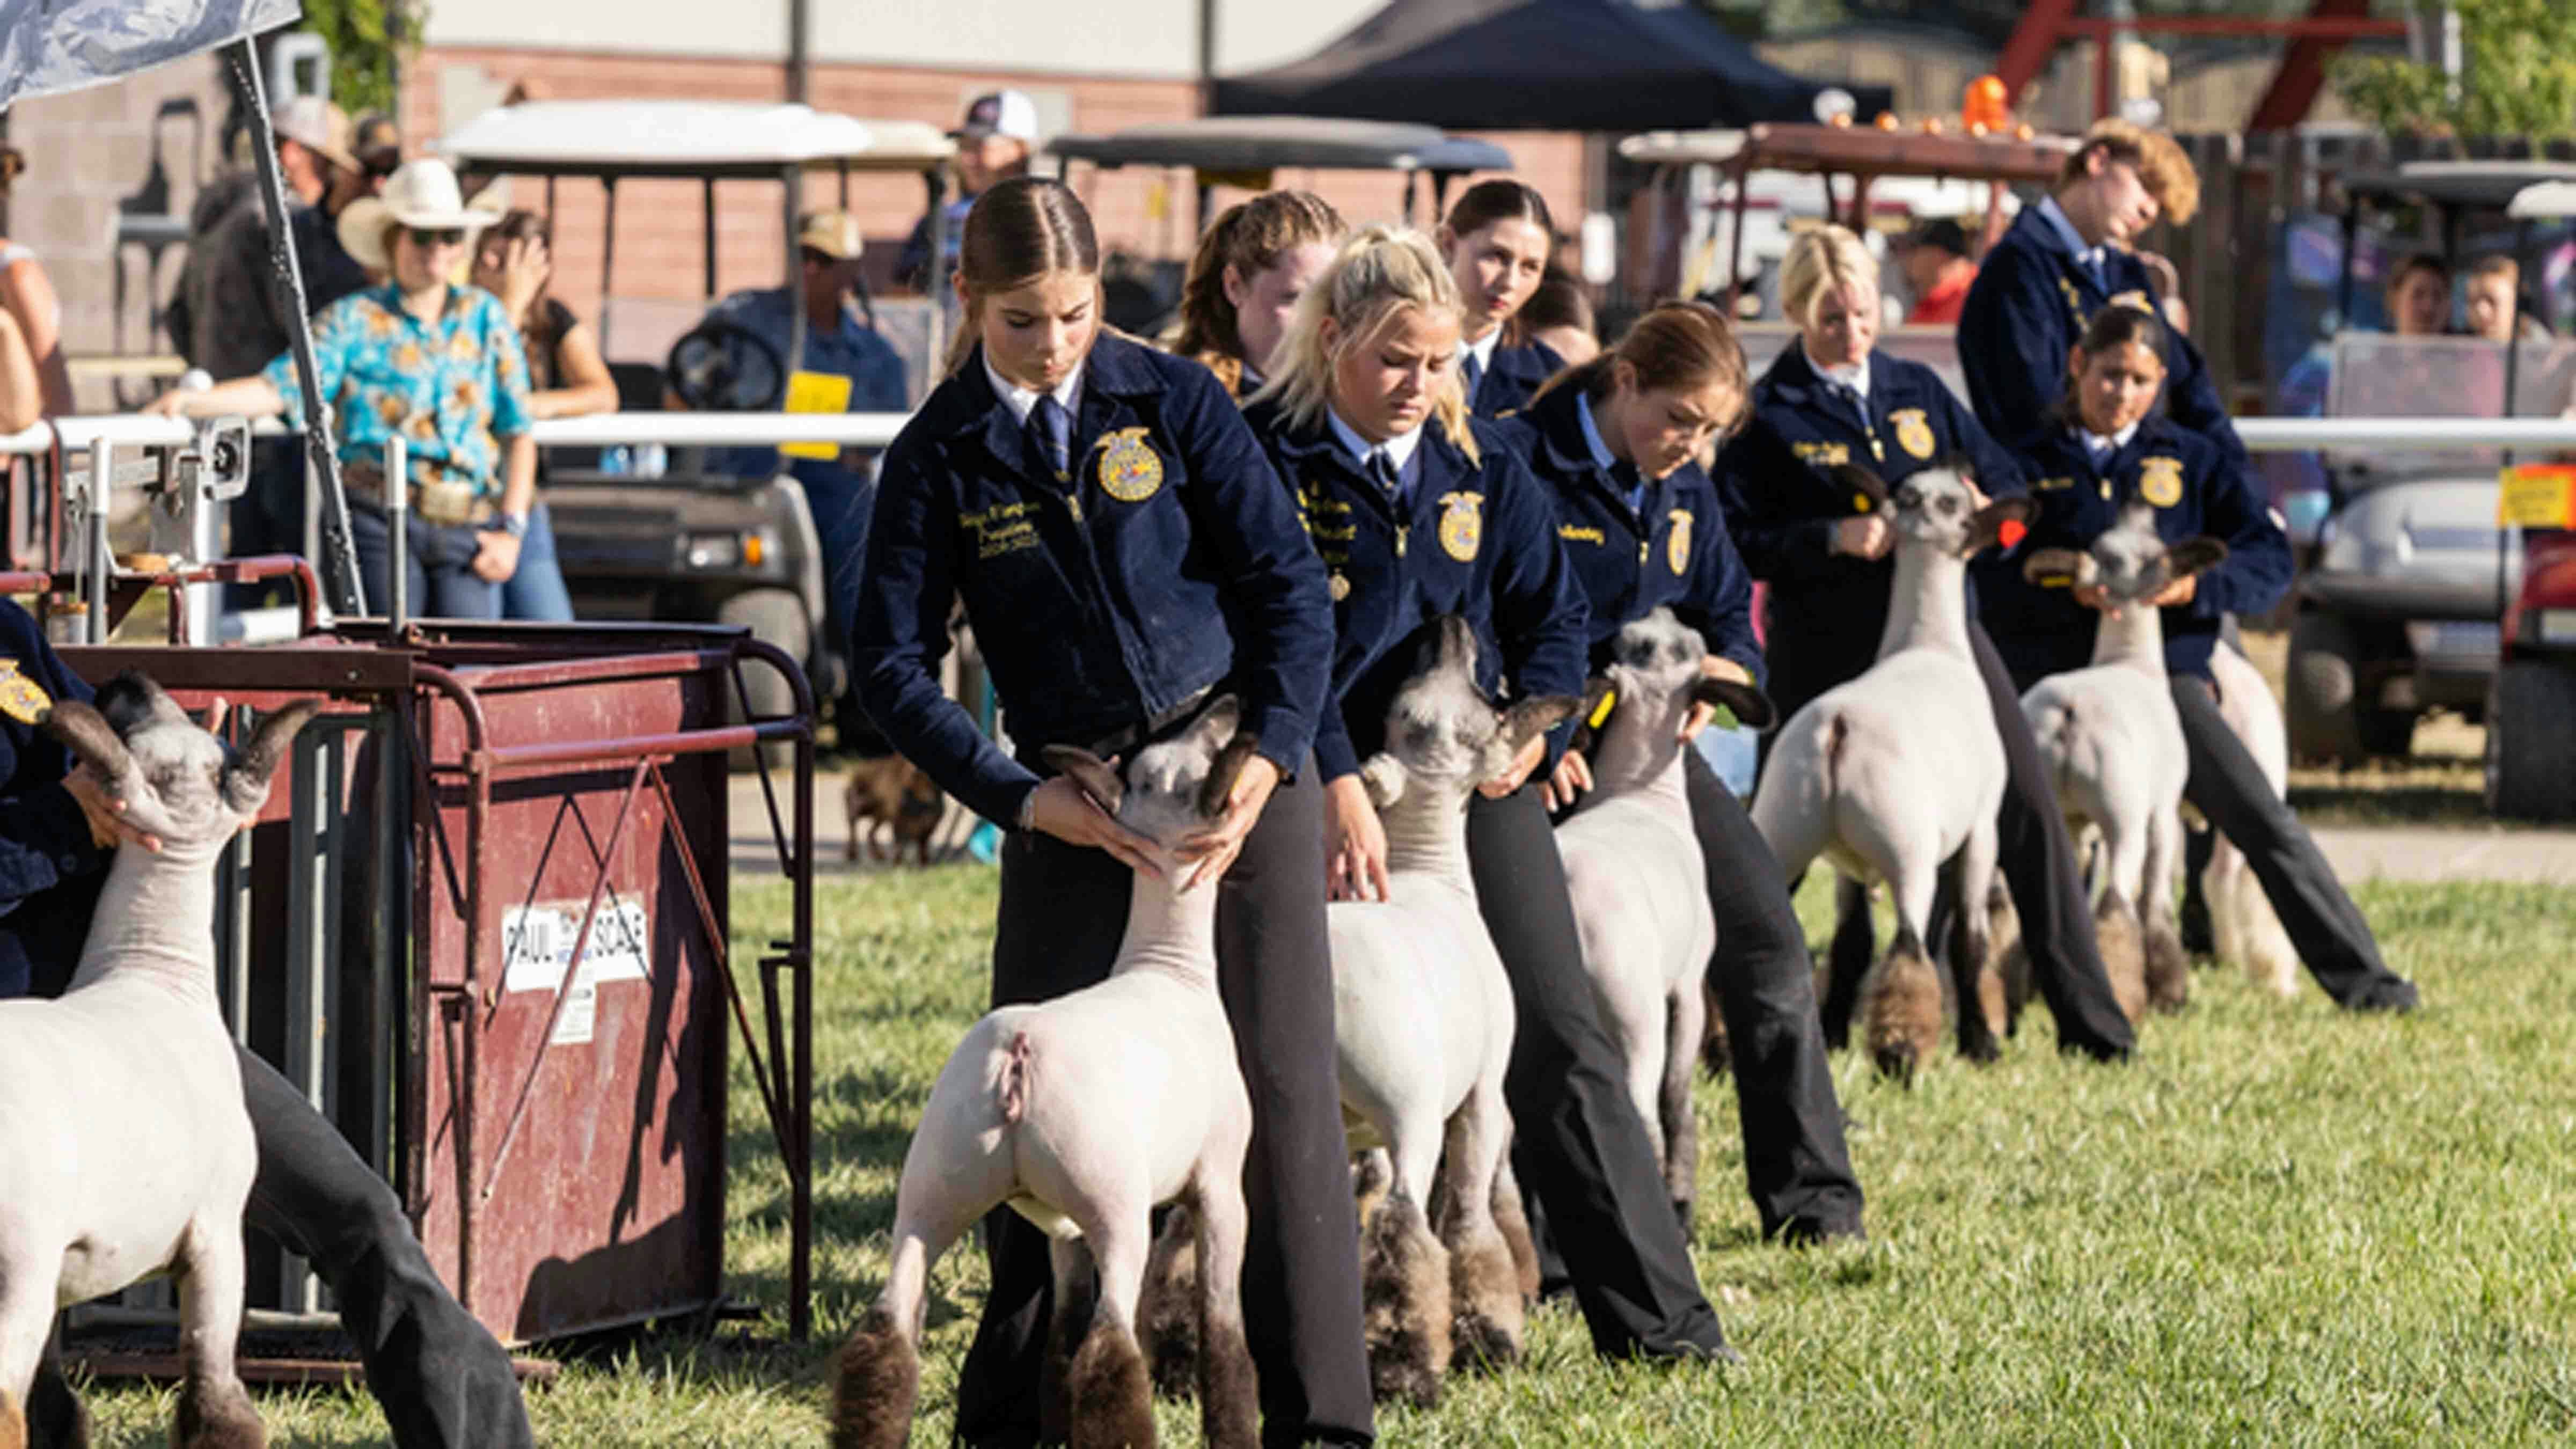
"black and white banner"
0,0,299,111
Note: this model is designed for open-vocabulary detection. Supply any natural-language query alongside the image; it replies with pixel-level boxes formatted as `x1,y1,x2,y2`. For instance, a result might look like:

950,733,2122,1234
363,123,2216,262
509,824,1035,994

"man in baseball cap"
899,90,1039,291
1893,216,1978,326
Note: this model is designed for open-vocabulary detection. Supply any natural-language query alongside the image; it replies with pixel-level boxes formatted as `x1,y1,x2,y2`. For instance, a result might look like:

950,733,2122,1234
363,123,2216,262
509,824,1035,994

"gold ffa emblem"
0,660,52,725
1094,427,1164,503
1329,573,1352,602
1891,408,1936,460
1666,509,1694,575
1437,491,1484,562
2139,455,2185,508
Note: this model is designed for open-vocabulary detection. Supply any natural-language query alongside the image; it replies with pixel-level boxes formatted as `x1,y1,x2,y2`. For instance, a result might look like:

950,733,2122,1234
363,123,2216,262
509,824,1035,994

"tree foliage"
2334,0,2576,141
295,0,418,119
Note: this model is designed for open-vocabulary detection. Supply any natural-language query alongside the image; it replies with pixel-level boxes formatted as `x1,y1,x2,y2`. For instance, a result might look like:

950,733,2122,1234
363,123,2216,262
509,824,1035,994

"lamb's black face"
1889,468,1982,550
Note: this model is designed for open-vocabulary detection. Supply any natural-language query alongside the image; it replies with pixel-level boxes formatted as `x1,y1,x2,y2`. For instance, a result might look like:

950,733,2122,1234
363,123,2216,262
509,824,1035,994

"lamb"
0,672,316,1449
1750,464,2033,1082
1555,609,1774,1224
1325,616,1573,1404
2017,503,2229,1019
2202,636,2301,997
830,700,1262,1449
842,752,943,865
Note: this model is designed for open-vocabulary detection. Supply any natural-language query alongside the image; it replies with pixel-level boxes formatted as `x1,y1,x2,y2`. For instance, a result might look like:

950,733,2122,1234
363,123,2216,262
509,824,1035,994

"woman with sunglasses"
150,159,533,620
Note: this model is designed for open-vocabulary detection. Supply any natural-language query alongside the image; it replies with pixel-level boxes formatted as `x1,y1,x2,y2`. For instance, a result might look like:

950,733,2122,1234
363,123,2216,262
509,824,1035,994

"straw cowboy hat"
336,158,500,272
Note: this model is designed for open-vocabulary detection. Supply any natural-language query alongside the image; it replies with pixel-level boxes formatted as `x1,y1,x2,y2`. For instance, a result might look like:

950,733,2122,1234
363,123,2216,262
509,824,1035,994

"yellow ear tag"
1587,689,1618,730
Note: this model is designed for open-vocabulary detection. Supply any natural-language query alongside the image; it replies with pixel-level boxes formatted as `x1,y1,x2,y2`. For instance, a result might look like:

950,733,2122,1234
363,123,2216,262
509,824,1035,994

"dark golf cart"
2291,161,2576,766
439,100,953,735
1045,116,1513,333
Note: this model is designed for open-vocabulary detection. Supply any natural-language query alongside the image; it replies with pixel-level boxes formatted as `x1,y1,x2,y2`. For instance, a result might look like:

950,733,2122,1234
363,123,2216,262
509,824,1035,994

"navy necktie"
1370,447,1402,502
1031,394,1071,480
1461,349,1484,403
2079,246,2107,291
1610,458,1645,515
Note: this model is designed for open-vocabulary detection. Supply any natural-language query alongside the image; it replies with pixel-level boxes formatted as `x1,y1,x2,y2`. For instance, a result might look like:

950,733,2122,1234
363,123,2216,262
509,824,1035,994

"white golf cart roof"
441,100,953,178
1048,115,1512,175
2508,180,2576,219
1618,124,2077,181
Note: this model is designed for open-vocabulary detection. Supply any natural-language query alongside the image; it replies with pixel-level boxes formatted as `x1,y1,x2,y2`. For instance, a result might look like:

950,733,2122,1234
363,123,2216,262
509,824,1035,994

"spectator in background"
353,111,402,196
0,148,73,418
473,210,619,623
2464,254,2550,343
1520,265,1600,365
2385,252,2451,336
1893,217,1976,326
897,90,1037,293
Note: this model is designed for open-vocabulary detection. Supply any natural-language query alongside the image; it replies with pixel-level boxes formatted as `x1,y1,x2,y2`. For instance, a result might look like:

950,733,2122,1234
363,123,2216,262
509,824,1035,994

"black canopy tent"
1211,0,1892,133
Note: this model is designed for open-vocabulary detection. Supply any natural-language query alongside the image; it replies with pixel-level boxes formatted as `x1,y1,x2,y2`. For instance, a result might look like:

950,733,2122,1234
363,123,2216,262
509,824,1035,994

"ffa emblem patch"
1438,491,1484,562
1666,509,1694,575
0,660,50,725
1891,408,1936,460
2139,456,2185,509
1095,427,1164,503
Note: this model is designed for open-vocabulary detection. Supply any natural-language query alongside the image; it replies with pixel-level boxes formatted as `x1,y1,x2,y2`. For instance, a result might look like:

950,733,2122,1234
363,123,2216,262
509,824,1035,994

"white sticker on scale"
501,901,649,1045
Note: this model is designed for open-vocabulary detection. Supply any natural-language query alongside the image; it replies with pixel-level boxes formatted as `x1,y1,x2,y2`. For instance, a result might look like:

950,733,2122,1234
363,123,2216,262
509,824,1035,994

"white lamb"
1556,609,1773,1223
2203,636,2302,997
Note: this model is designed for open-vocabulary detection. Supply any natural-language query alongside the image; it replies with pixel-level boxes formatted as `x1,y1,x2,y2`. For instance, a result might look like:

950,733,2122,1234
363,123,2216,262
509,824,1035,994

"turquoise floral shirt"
262,283,534,498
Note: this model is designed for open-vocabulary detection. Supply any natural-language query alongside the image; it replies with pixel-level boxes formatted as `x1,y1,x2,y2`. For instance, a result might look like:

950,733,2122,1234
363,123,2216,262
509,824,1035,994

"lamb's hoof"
1961,1034,2002,1066
1140,1207,1203,1401
1067,1320,1157,1449
174,1373,265,1449
1670,1196,1695,1233
1872,1042,1919,1086
1448,1309,1524,1374
829,1306,921,1449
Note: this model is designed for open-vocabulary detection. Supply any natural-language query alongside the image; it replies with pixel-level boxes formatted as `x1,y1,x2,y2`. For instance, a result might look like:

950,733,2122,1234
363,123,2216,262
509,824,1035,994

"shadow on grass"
2287,782,2489,827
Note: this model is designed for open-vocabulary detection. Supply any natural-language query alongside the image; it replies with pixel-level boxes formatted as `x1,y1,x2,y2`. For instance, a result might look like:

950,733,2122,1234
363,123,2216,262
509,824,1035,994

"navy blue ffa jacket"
1468,336,1565,419
1714,346,2025,702
1496,382,1764,686
1958,206,2243,466
1975,414,2292,686
853,332,1334,827
0,599,105,998
1242,400,1590,784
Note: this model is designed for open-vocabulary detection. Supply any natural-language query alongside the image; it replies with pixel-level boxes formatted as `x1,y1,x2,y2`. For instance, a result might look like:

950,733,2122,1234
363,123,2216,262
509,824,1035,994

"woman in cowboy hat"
150,158,535,620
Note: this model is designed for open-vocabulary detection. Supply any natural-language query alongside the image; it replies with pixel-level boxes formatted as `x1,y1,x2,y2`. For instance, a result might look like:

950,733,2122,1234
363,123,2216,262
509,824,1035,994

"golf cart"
439,100,954,733
1045,116,1514,334
2289,161,2576,765
1617,122,2074,391
2484,178,2576,820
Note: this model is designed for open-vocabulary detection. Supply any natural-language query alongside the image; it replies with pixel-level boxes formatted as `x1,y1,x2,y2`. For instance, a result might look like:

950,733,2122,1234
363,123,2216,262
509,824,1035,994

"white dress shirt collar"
1327,408,1425,477
983,352,1085,426
1802,341,1870,401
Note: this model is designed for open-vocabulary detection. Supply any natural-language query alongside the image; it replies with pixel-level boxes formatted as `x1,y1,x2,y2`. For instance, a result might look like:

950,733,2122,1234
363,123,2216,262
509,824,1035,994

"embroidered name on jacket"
961,501,1042,559
1793,440,1851,466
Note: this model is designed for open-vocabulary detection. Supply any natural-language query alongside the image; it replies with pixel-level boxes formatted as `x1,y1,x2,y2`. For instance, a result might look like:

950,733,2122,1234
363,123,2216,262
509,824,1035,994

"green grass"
75,870,2576,1444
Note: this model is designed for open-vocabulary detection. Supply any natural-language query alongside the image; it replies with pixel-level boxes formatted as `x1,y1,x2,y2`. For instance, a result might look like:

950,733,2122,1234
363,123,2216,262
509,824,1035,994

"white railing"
3,411,2572,458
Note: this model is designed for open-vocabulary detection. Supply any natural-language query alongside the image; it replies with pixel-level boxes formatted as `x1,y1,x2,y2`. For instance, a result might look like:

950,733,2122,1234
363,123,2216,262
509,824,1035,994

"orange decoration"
2015,123,2036,141
1963,74,2012,132
1920,116,1945,134
1876,112,1901,131
1829,111,1854,128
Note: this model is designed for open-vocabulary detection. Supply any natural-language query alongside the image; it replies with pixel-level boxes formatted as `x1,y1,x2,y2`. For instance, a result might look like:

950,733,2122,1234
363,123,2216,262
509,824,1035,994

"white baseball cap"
953,90,1039,144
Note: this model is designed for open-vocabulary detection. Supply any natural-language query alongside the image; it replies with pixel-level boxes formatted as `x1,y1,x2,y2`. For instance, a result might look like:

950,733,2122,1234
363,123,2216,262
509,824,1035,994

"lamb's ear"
1964,496,2037,557
2020,547,2090,587
40,699,133,785
1197,733,1264,817
1691,676,1776,733
220,699,321,814
2164,537,2229,579
1566,676,1615,753
1429,614,1479,676
1040,745,1125,815
1828,463,1890,514
1502,694,1583,750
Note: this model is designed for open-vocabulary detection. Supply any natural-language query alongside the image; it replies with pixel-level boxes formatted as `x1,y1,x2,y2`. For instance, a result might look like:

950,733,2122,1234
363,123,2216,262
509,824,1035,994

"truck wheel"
2486,660,2576,822
2287,612,2414,763
717,588,810,772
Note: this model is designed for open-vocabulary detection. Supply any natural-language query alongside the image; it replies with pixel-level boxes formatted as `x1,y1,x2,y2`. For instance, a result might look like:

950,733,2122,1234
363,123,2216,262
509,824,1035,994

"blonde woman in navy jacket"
1243,226,1737,1367
1498,301,1863,1246
852,178,1372,1449
1714,224,2136,1063
1978,304,2418,1012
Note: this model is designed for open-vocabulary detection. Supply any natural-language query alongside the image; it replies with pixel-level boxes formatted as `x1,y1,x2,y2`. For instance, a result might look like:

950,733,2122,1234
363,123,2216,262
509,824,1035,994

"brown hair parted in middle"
1441,178,1554,248
1527,299,1748,437
1173,190,1346,367
945,175,1103,375
2057,299,2170,425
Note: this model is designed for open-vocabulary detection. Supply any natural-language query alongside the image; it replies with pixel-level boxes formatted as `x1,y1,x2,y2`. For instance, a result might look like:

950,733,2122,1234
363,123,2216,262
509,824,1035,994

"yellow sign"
2498,464,2576,528
780,370,853,460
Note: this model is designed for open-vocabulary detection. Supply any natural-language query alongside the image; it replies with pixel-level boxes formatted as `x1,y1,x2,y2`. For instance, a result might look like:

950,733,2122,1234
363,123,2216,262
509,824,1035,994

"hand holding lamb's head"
1605,608,1775,735
42,672,319,856
1838,463,2034,559
1382,616,1578,791
2021,502,2228,608
1042,696,1257,859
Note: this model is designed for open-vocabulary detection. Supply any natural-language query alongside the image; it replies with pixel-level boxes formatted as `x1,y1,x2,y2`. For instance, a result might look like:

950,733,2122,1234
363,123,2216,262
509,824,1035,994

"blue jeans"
499,501,575,623
349,503,502,621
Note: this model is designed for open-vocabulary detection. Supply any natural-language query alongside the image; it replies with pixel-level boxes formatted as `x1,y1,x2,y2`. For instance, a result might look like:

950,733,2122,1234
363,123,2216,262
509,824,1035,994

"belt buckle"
414,474,482,528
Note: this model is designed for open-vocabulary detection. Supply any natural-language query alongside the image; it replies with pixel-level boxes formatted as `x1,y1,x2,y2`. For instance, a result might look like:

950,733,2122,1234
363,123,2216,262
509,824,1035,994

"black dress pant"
2168,678,2418,1009
1681,749,1864,1240
955,762,1373,1449
1762,624,2135,1060
237,1048,536,1449
1474,786,1731,1360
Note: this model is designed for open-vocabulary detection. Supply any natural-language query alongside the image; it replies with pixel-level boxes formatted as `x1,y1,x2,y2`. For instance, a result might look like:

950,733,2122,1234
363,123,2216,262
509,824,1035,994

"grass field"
78,868,2576,1445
